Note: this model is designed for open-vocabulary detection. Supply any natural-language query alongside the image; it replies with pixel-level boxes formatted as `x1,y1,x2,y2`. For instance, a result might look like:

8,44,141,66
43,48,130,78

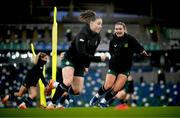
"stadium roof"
0,0,179,27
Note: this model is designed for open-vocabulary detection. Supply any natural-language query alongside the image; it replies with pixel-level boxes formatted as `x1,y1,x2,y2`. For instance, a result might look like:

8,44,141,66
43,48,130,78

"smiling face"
89,18,102,33
114,24,126,37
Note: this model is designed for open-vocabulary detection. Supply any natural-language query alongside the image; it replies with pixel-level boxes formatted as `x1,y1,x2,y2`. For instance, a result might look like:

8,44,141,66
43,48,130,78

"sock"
27,97,33,107
8,92,15,101
66,94,70,101
98,86,109,96
108,98,115,105
52,83,69,104
60,94,69,104
104,90,117,102
69,87,75,95
46,95,51,105
64,94,70,106
22,96,33,107
133,99,137,104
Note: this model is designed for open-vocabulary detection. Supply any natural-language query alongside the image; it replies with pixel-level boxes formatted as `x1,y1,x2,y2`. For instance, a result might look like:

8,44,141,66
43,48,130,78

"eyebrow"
115,28,122,29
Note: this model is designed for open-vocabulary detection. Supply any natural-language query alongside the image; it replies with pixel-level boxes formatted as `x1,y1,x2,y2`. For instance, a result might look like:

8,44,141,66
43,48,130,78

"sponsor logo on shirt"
65,61,70,65
124,43,128,48
79,39,84,42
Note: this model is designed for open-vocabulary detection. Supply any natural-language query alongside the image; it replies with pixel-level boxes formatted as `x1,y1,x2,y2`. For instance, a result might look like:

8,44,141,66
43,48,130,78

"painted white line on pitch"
0,116,179,118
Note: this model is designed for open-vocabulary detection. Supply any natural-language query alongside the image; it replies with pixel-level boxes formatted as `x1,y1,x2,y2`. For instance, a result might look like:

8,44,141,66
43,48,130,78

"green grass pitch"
0,107,180,118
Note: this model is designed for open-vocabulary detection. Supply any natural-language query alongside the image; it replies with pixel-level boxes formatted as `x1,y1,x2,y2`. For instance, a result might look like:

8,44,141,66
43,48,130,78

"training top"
65,24,101,68
109,33,145,72
25,60,47,87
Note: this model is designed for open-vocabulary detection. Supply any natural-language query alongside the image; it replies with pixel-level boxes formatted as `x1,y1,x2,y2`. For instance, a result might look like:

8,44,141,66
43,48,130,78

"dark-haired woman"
47,10,107,109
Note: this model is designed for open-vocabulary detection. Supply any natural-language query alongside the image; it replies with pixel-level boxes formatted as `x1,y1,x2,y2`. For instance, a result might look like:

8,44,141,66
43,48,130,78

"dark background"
0,0,179,27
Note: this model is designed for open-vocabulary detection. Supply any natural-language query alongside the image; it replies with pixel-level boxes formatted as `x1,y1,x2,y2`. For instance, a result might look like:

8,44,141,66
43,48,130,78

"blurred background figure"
1,52,50,109
157,69,166,85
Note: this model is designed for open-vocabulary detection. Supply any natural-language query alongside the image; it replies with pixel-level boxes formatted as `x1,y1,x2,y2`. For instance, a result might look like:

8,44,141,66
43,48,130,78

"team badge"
65,61,70,65
124,43,128,48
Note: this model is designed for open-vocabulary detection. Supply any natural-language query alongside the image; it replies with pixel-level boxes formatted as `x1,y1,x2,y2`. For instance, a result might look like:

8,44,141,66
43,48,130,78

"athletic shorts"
107,69,130,78
22,77,37,88
61,58,85,77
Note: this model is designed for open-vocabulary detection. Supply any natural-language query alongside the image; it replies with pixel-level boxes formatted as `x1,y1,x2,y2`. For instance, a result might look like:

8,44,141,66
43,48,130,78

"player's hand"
100,53,107,61
105,52,111,60
84,68,89,74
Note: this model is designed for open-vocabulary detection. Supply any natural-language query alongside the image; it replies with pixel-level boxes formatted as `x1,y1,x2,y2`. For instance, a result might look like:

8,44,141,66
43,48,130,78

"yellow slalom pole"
30,43,47,107
30,43,36,56
40,65,46,107
51,6,58,96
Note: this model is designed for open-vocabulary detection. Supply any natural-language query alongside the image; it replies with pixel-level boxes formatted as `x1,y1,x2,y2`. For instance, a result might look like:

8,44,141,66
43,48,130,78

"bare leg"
14,85,27,97
70,76,84,95
29,86,38,99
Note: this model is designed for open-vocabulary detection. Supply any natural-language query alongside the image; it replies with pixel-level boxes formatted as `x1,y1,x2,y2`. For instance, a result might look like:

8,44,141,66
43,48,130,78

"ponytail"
79,10,99,24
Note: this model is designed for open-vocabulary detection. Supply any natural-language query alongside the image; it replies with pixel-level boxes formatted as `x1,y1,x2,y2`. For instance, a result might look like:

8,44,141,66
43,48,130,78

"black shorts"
61,58,85,77
22,77,37,88
107,69,130,78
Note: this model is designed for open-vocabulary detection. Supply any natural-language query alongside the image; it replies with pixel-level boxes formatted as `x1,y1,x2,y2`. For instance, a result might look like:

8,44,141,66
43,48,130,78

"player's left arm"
40,73,48,87
132,37,150,57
